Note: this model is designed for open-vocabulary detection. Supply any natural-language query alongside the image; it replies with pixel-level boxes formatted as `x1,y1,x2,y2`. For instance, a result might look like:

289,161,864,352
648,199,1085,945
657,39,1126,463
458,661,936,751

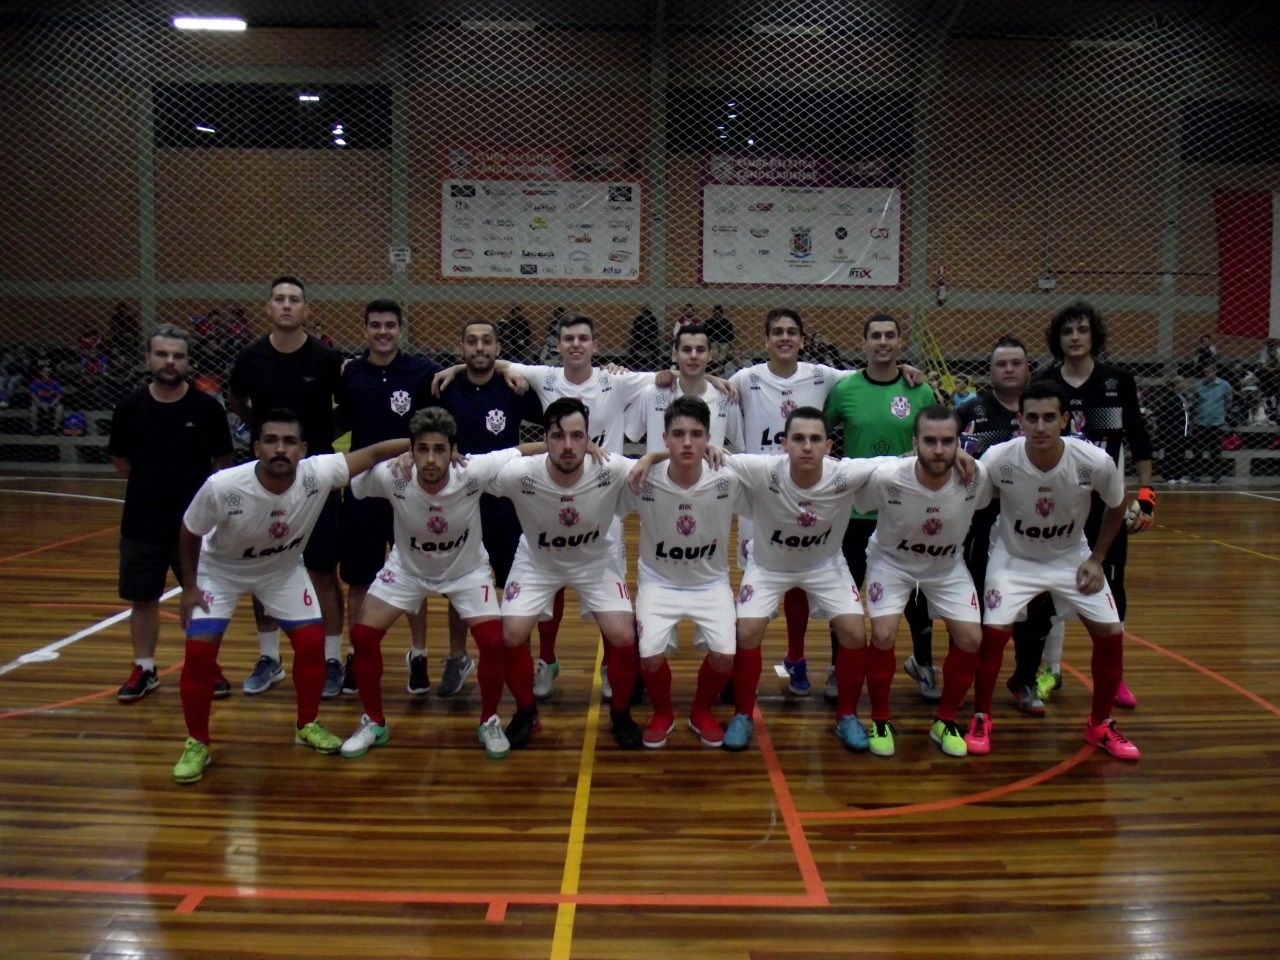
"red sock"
1089,631,1124,725
180,639,219,745
936,646,980,722
472,619,505,720
973,626,1012,715
733,646,763,715
866,645,896,721
350,622,387,725
608,644,638,713
692,655,731,714
536,588,565,663
835,644,867,717
642,659,673,721
504,642,535,710
287,622,326,728
783,588,808,662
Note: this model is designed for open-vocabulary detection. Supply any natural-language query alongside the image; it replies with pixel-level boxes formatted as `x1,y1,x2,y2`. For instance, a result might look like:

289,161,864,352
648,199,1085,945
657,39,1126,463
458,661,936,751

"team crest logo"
1000,465,1013,478
922,517,943,535
834,475,848,493
749,373,761,387
655,391,669,409
641,480,654,497
201,589,214,607
598,373,612,391
225,493,241,507
559,506,580,526
780,398,796,420
504,581,521,601
1076,466,1092,483
716,479,730,493
868,582,884,603
1035,497,1054,517
302,474,316,490
738,583,754,603
486,409,507,435
887,484,902,499
676,514,696,536
597,469,613,487
390,389,412,415
985,588,1002,610
544,372,558,391
465,477,479,492
890,395,911,419
1105,378,1118,391
378,569,395,584
520,476,536,490
797,510,818,527
394,477,409,491
427,516,448,534
718,399,729,415
268,521,289,540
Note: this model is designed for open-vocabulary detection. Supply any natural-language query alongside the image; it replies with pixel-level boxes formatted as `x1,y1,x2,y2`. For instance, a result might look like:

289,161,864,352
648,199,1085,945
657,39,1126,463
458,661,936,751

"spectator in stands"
538,307,565,363
705,304,735,363
108,302,140,364
628,305,664,371
926,369,950,406
671,303,699,343
28,362,63,434
499,304,533,362
0,350,24,408
952,374,977,405
720,345,747,379
1194,334,1218,373
190,315,219,380
1240,371,1273,425
1190,362,1232,482
1151,366,1193,483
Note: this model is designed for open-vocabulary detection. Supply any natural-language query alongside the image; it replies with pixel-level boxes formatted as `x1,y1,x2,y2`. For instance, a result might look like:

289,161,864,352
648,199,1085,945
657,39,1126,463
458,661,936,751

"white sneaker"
533,657,559,700
824,665,837,702
340,713,388,758
904,655,942,702
478,713,510,759
600,661,613,702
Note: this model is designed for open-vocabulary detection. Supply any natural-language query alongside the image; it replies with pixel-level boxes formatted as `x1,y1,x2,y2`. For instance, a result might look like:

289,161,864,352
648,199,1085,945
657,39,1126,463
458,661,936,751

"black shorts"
118,536,182,602
302,489,342,573
339,491,393,586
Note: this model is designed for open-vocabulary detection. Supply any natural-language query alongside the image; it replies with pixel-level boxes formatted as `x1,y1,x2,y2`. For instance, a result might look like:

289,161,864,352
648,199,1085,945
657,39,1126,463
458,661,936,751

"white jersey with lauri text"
507,363,651,455
350,448,519,582
488,453,636,571
725,453,890,572
728,361,854,454
857,457,992,576
183,453,350,578
981,436,1124,562
625,379,742,453
620,460,743,587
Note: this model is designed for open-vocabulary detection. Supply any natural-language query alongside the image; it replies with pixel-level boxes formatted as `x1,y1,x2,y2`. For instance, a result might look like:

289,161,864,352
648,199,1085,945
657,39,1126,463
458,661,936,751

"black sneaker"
630,672,647,706
718,677,736,706
610,708,643,749
117,664,159,702
341,653,358,694
211,669,232,700
405,651,430,697
506,706,540,749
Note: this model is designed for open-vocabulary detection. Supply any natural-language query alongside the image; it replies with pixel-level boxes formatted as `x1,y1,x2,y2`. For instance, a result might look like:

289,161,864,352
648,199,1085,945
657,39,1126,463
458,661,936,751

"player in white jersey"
626,324,741,454
854,405,992,759
338,408,547,762
621,395,744,749
486,397,644,749
969,380,1139,760
171,408,410,783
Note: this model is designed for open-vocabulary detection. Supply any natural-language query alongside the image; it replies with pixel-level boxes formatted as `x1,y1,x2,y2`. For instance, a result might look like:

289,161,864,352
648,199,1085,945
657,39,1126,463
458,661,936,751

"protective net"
1,1,1278,474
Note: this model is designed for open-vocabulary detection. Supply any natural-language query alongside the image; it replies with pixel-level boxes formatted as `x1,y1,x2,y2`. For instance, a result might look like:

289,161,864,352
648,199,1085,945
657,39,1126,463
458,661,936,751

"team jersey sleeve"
818,363,859,381
722,452,772,489
182,478,220,537
837,454,896,492
506,363,549,396
851,460,891,515
486,456,526,499
314,452,352,490
465,447,523,488
615,371,655,407
971,463,994,510
350,460,392,501
1092,450,1126,508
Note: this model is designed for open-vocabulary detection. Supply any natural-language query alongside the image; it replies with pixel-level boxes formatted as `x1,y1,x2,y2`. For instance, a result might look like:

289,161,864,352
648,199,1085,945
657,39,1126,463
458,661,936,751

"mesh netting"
1,2,1278,472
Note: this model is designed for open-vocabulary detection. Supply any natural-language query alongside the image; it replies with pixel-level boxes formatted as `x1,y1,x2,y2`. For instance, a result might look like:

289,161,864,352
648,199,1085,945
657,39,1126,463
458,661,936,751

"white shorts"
981,544,1119,626
736,553,862,621
367,555,500,621
635,575,736,658
188,562,319,636
501,547,632,620
864,557,981,623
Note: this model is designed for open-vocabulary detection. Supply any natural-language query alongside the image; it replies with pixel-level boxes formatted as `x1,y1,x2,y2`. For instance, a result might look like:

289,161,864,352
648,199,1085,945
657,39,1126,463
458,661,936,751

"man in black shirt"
228,276,345,696
109,324,233,701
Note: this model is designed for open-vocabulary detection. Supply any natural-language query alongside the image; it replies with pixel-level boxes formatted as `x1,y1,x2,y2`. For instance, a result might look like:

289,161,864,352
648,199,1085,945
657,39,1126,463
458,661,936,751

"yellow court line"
1211,540,1280,562
550,646,605,960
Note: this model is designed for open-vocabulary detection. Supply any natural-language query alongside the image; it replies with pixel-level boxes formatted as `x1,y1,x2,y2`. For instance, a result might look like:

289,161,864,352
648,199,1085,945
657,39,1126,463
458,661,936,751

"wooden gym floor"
0,475,1277,959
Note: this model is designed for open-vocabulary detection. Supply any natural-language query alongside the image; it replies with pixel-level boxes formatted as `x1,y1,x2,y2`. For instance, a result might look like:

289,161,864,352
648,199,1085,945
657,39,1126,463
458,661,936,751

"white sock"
324,634,342,662
136,657,155,672
259,630,280,661
408,648,426,661
1042,617,1066,666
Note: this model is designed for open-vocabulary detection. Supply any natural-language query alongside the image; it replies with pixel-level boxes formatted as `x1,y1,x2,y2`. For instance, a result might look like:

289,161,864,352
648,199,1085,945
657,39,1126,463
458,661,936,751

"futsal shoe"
1084,718,1140,760
117,664,159,702
835,715,869,752
506,706,540,750
688,711,724,748
610,708,643,749
823,665,837,703
405,651,430,696
438,653,475,698
172,737,210,784
722,713,753,752
1008,680,1046,716
782,656,811,696
930,719,968,757
599,662,611,702
1113,678,1138,709
904,655,942,702
642,714,675,749
341,653,358,695
211,667,232,700
964,713,992,755
867,719,896,757
1036,669,1062,701
340,714,389,758
321,658,344,699
478,714,510,759
242,656,284,695
533,657,559,700
294,721,342,754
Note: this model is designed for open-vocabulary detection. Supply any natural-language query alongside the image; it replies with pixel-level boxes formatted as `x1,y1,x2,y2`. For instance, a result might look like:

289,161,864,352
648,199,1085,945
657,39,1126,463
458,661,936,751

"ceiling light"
172,16,247,31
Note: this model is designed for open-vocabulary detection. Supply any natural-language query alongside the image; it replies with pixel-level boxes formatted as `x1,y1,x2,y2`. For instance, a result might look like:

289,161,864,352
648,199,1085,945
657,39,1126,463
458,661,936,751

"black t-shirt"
1039,361,1153,465
228,335,343,453
107,385,233,543
956,388,1022,456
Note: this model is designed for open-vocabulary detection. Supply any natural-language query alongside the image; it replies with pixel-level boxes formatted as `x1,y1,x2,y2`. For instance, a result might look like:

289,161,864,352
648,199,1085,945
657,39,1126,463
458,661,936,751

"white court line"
0,490,125,505
0,476,123,483
0,587,182,676
1235,491,1280,503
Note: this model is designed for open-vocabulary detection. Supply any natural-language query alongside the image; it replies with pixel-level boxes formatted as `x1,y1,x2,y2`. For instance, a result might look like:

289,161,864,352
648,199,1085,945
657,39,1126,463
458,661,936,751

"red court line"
4,567,118,576
1126,629,1280,719
0,526,116,564
0,663,183,720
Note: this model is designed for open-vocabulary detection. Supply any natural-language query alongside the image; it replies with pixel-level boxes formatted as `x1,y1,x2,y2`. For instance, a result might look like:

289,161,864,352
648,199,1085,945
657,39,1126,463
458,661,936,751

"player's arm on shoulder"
705,374,738,404
627,451,668,493
343,438,411,480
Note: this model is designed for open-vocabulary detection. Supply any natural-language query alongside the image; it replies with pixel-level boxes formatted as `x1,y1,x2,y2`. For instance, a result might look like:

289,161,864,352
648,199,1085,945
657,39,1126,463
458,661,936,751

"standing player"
621,396,744,748
967,380,1139,759
171,409,409,783
339,408,543,761
109,324,233,702
486,398,643,748
854,405,989,758
227,277,345,697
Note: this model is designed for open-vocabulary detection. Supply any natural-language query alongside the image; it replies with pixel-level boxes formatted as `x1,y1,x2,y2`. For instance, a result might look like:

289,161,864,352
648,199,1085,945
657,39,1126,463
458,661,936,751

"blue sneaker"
782,656,811,696
722,713,753,752
835,714,869,752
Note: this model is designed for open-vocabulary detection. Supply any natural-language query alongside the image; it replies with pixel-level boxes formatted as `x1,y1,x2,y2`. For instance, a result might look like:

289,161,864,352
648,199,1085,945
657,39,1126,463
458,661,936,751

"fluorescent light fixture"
333,138,347,146
172,16,247,31
298,93,320,102
332,124,344,134
194,124,216,133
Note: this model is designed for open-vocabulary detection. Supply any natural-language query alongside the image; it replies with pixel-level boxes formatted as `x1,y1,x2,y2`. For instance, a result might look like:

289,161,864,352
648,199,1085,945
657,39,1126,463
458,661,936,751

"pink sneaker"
964,714,992,755
1084,718,1140,760
688,710,724,748
1114,679,1137,709
643,714,675,749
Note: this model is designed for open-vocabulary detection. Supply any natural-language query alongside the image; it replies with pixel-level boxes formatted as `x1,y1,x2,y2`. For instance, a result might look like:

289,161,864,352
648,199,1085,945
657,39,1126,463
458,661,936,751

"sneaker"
904,655,942,702
1114,678,1138,709
688,710,724,748
478,714,510,759
172,737,210,783
341,653,358,694
868,719,896,757
964,713,992,755
117,664,159,702
1009,681,1046,716
783,656,811,696
599,661,612,702
722,712,753,752
823,665,837,703
340,714,389,758
534,657,560,700
242,656,284,695
835,714,869,752
506,706,540,750
438,652,475,698
321,658,344,699
211,668,231,700
643,714,675,749
405,651,430,697
294,720,342,754
610,708,643,749
1036,669,1061,701
1084,717,1140,760
719,676,736,706
930,718,968,757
